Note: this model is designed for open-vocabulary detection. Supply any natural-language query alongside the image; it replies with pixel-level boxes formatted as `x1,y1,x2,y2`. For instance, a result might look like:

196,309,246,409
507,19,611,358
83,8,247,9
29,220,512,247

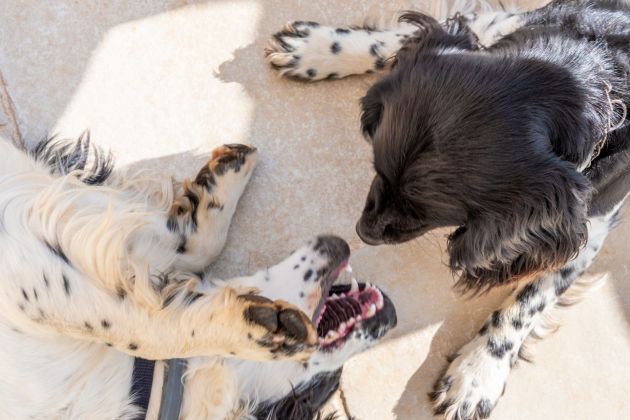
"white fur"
0,136,385,419
433,203,624,419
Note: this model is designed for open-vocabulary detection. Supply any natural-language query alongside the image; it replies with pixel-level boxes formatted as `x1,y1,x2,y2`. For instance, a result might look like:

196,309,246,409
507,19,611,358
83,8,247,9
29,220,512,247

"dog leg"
6,261,317,361
168,144,257,272
430,209,617,419
266,21,418,81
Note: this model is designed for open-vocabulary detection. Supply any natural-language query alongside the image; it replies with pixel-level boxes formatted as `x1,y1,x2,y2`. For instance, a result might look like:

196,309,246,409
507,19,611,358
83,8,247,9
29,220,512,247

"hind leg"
169,144,257,272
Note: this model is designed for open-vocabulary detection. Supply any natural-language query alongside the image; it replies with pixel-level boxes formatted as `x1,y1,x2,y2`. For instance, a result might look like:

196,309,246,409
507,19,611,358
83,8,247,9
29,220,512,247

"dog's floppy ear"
396,11,479,55
447,161,592,291
360,89,384,142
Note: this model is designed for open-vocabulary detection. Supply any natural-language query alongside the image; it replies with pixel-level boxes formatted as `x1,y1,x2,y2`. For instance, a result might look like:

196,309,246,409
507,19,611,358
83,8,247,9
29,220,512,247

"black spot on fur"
306,68,317,78
560,266,575,278
487,337,514,358
229,351,236,356
512,317,523,330
479,322,489,335
18,303,25,312
21,288,29,302
330,42,341,54
162,293,177,308
294,264,299,270
369,44,379,56
491,310,501,327
62,274,71,296
61,274,72,296
184,291,204,305
33,288,38,301
166,217,178,232
176,238,186,254
191,330,195,337
516,283,539,304
301,256,306,261
247,333,252,339
477,398,493,418
101,319,111,329
43,274,49,288
106,343,113,347
555,266,576,295
128,343,138,350
374,58,386,69
183,190,200,231
45,242,70,266
335,28,350,34
304,269,313,281
116,286,126,300
299,292,305,298
84,322,93,331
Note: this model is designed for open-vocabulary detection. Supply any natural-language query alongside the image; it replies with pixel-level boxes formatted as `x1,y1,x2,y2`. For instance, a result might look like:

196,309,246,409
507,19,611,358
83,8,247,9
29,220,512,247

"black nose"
356,220,385,246
313,235,350,267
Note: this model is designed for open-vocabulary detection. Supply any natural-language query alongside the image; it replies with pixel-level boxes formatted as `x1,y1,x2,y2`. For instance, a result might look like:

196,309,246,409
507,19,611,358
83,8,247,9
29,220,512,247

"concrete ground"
1,1,628,419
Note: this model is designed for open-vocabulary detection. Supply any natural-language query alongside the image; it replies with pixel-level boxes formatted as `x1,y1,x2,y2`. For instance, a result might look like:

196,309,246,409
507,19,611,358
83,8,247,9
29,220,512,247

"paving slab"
0,1,627,419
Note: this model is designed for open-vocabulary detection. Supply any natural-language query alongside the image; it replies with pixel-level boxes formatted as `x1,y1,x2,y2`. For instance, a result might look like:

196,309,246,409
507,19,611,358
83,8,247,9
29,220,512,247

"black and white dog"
267,0,629,418
0,135,396,419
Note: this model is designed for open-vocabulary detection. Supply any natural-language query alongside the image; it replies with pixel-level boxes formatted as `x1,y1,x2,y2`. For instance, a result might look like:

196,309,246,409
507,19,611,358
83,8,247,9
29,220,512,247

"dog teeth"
350,278,359,292
345,264,353,273
367,303,376,317
376,290,384,310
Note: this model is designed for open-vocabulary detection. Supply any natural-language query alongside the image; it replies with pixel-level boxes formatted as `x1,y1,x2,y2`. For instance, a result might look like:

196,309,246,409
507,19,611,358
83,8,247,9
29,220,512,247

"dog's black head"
357,13,593,290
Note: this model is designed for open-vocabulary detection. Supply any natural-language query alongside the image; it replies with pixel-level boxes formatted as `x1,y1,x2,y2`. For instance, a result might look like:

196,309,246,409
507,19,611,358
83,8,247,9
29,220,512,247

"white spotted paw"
430,333,514,420
265,21,401,81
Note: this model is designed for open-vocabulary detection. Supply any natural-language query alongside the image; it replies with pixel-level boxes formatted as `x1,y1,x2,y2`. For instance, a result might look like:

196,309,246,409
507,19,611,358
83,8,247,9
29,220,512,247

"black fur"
356,1,629,291
255,369,342,420
31,132,114,185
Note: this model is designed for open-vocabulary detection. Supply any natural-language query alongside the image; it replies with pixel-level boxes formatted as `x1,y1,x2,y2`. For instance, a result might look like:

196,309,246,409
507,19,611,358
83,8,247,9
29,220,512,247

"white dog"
0,135,396,419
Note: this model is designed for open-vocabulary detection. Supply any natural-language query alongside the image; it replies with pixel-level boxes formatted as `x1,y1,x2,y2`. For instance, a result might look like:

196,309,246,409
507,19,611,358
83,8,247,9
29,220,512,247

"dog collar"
132,358,187,420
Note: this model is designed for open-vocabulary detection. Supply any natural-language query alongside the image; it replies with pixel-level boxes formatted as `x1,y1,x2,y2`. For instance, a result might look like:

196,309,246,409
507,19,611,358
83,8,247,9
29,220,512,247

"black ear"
360,89,384,142
254,370,341,420
396,11,479,54
447,161,592,291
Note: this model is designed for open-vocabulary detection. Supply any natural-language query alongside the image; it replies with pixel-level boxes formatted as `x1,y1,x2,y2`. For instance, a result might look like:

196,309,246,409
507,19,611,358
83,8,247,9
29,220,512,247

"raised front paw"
430,333,513,419
238,293,318,361
194,143,258,191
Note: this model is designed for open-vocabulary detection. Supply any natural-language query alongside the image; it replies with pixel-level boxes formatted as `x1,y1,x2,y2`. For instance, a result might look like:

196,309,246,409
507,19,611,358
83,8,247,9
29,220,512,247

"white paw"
431,333,514,420
265,21,403,81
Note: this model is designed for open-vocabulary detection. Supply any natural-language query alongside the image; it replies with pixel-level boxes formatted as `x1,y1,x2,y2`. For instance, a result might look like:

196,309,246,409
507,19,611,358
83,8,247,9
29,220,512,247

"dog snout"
356,218,386,245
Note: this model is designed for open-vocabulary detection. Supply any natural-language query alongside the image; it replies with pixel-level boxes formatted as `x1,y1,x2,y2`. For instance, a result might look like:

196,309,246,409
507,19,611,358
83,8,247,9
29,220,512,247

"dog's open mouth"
316,278,385,348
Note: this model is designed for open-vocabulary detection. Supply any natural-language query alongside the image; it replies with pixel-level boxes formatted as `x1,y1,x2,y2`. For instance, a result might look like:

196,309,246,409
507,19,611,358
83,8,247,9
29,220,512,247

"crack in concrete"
0,68,23,148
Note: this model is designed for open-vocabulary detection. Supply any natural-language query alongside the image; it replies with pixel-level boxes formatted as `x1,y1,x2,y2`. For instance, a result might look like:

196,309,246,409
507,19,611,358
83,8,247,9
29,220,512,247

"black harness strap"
131,357,156,418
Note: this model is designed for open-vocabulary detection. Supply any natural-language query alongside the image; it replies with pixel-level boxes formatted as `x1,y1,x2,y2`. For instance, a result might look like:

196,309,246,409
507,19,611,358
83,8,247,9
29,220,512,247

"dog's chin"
356,221,427,245
314,280,396,352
